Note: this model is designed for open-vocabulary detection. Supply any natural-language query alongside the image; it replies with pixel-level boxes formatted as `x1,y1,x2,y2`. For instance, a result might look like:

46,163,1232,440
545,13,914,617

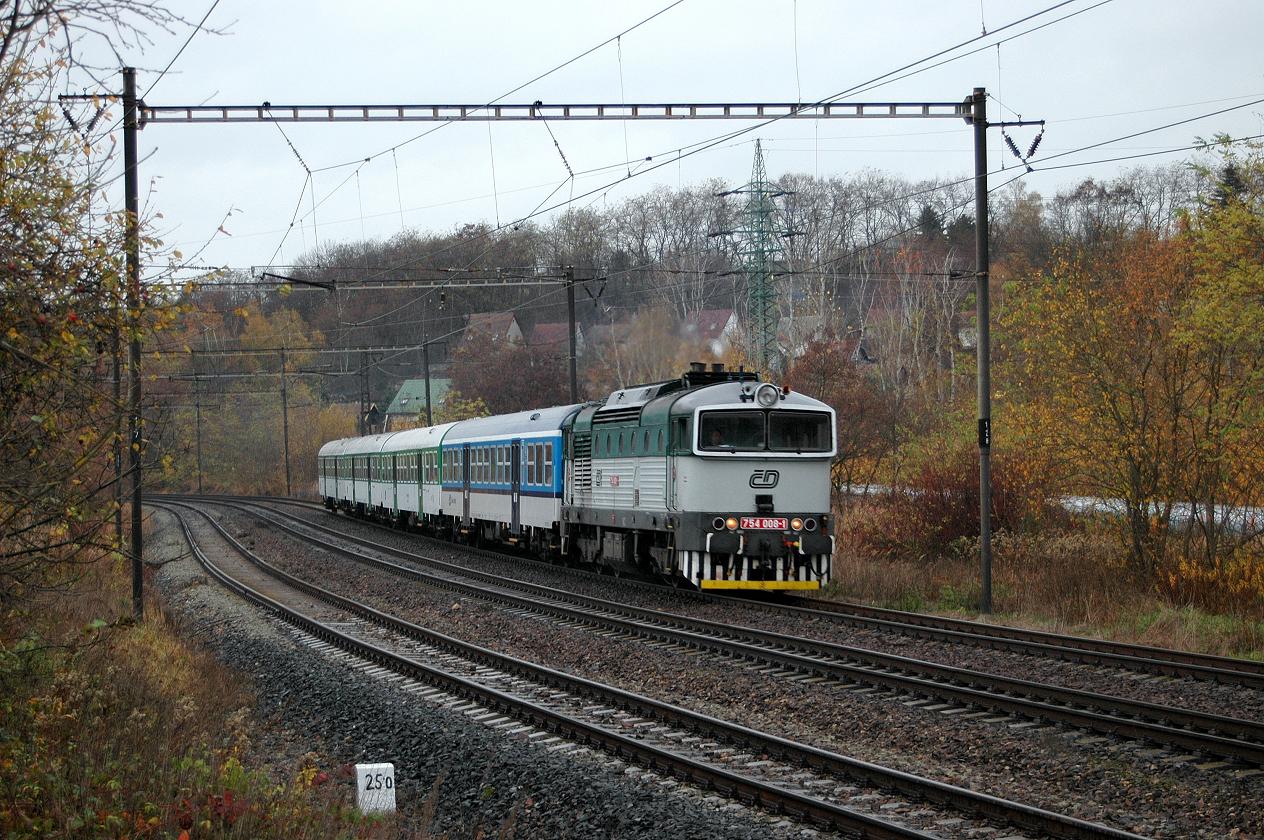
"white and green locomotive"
562,363,834,590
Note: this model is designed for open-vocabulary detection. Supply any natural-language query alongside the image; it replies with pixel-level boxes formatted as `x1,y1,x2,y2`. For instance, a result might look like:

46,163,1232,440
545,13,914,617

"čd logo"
749,469,780,489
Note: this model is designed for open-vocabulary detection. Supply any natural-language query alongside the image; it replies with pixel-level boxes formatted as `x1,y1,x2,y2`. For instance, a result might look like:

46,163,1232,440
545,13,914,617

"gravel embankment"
148,507,835,840
224,505,1264,839
273,504,1264,724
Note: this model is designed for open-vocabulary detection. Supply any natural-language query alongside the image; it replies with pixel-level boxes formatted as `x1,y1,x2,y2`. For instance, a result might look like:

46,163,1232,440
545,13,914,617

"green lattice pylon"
731,140,785,372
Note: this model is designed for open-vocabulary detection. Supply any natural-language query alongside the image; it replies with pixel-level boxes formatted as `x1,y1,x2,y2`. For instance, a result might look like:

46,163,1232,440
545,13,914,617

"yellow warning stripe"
699,580,820,591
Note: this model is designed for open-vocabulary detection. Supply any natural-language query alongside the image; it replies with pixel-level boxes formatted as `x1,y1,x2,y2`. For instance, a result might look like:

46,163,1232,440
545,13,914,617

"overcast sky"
85,0,1264,278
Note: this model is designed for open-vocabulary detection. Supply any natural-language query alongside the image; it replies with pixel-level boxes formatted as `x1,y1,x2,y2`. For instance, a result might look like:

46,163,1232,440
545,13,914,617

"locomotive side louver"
592,406,643,425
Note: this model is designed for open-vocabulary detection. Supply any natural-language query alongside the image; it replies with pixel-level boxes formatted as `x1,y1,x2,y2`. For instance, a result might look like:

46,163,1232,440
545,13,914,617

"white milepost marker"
355,762,396,814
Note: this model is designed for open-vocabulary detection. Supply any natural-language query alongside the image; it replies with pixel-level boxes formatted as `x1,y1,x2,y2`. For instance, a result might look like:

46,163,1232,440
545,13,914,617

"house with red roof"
462,311,524,345
527,321,585,355
679,308,739,356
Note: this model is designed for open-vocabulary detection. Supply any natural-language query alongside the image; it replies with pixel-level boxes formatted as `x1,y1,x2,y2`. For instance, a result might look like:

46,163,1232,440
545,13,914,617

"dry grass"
830,500,1264,660
0,554,400,839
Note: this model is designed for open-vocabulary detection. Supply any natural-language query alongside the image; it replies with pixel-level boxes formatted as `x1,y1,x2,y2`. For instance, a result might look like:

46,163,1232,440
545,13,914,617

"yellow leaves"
233,306,251,320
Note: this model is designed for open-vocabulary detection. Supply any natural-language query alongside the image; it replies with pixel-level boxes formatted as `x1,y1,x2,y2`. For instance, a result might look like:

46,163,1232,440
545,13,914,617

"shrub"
843,447,1066,560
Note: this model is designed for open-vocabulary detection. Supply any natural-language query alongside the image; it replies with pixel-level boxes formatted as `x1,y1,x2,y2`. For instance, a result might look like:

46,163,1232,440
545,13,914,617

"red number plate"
740,516,788,530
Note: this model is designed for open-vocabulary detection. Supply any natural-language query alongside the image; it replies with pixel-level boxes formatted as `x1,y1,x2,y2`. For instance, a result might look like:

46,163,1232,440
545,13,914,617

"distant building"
586,320,635,347
680,308,739,356
463,311,524,345
527,321,585,356
384,377,451,430
777,314,828,361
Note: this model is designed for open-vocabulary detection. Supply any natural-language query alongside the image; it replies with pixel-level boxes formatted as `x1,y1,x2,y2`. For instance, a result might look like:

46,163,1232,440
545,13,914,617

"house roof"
777,314,826,342
680,308,736,342
527,321,579,348
464,311,521,340
385,377,451,416
587,321,635,345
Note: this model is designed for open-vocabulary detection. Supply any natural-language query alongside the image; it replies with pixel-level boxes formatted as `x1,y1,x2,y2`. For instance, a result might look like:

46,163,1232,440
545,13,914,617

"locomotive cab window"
699,411,765,451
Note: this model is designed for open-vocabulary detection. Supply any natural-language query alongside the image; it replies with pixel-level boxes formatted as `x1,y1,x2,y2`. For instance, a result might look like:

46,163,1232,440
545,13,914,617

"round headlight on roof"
755,383,780,408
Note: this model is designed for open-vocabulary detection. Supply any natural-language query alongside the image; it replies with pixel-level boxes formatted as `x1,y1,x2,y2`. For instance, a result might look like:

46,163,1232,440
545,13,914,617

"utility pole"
281,346,291,495
192,349,203,494
123,67,143,622
422,335,433,426
971,88,993,615
565,266,578,403
966,87,1043,615
358,349,368,436
112,295,123,544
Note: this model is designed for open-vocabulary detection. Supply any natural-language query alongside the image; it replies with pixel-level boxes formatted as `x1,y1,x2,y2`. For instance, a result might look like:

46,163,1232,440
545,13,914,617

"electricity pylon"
718,140,790,372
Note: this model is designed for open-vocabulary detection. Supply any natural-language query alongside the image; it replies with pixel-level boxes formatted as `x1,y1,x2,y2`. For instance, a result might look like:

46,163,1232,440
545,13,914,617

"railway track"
777,595,1264,689
193,496,1264,768
156,498,1144,840
196,493,1264,690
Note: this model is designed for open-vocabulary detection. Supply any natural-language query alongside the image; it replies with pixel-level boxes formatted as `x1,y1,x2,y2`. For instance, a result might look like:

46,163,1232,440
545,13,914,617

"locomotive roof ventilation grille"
592,404,643,425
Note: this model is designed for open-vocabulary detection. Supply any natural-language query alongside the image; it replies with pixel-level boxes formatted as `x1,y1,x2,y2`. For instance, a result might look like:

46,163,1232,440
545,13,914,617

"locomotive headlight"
711,516,726,531
804,518,818,532
725,517,738,531
790,517,803,531
755,383,780,407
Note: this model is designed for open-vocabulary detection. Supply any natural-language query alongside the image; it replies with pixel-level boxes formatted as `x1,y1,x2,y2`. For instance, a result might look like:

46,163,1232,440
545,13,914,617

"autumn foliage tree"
784,338,897,493
1001,143,1264,580
1,3,186,608
448,331,573,415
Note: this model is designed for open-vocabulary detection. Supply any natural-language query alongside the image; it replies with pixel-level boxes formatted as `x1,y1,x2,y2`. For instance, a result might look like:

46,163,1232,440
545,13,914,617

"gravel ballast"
224,502,1264,839
148,507,832,839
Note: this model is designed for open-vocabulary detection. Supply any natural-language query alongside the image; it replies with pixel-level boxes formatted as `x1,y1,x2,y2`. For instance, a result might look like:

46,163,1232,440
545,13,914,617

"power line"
294,0,1104,290
142,0,222,99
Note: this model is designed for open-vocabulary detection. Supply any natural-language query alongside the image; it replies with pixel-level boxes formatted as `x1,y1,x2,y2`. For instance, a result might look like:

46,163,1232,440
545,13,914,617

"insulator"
1004,133,1022,159
1026,131,1044,159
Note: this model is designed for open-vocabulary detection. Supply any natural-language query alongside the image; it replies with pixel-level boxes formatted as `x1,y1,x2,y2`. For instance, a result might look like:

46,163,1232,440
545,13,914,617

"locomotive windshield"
768,411,831,452
699,410,764,451
699,409,832,453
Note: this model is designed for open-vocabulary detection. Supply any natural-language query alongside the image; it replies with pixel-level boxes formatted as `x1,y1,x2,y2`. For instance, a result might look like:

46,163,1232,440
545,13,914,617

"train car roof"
445,403,585,443
319,431,400,457
317,436,357,457
666,380,833,416
379,421,459,452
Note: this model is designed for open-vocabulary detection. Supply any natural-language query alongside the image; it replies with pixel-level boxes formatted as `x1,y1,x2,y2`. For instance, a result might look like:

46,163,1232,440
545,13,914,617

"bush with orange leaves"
844,446,1068,561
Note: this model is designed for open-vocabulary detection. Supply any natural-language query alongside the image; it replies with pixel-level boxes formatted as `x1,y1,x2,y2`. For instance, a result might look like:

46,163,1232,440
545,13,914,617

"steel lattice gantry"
139,100,970,125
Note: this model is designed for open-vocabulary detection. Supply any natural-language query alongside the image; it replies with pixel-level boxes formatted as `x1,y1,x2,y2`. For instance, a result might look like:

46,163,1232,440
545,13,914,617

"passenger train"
317,363,835,591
